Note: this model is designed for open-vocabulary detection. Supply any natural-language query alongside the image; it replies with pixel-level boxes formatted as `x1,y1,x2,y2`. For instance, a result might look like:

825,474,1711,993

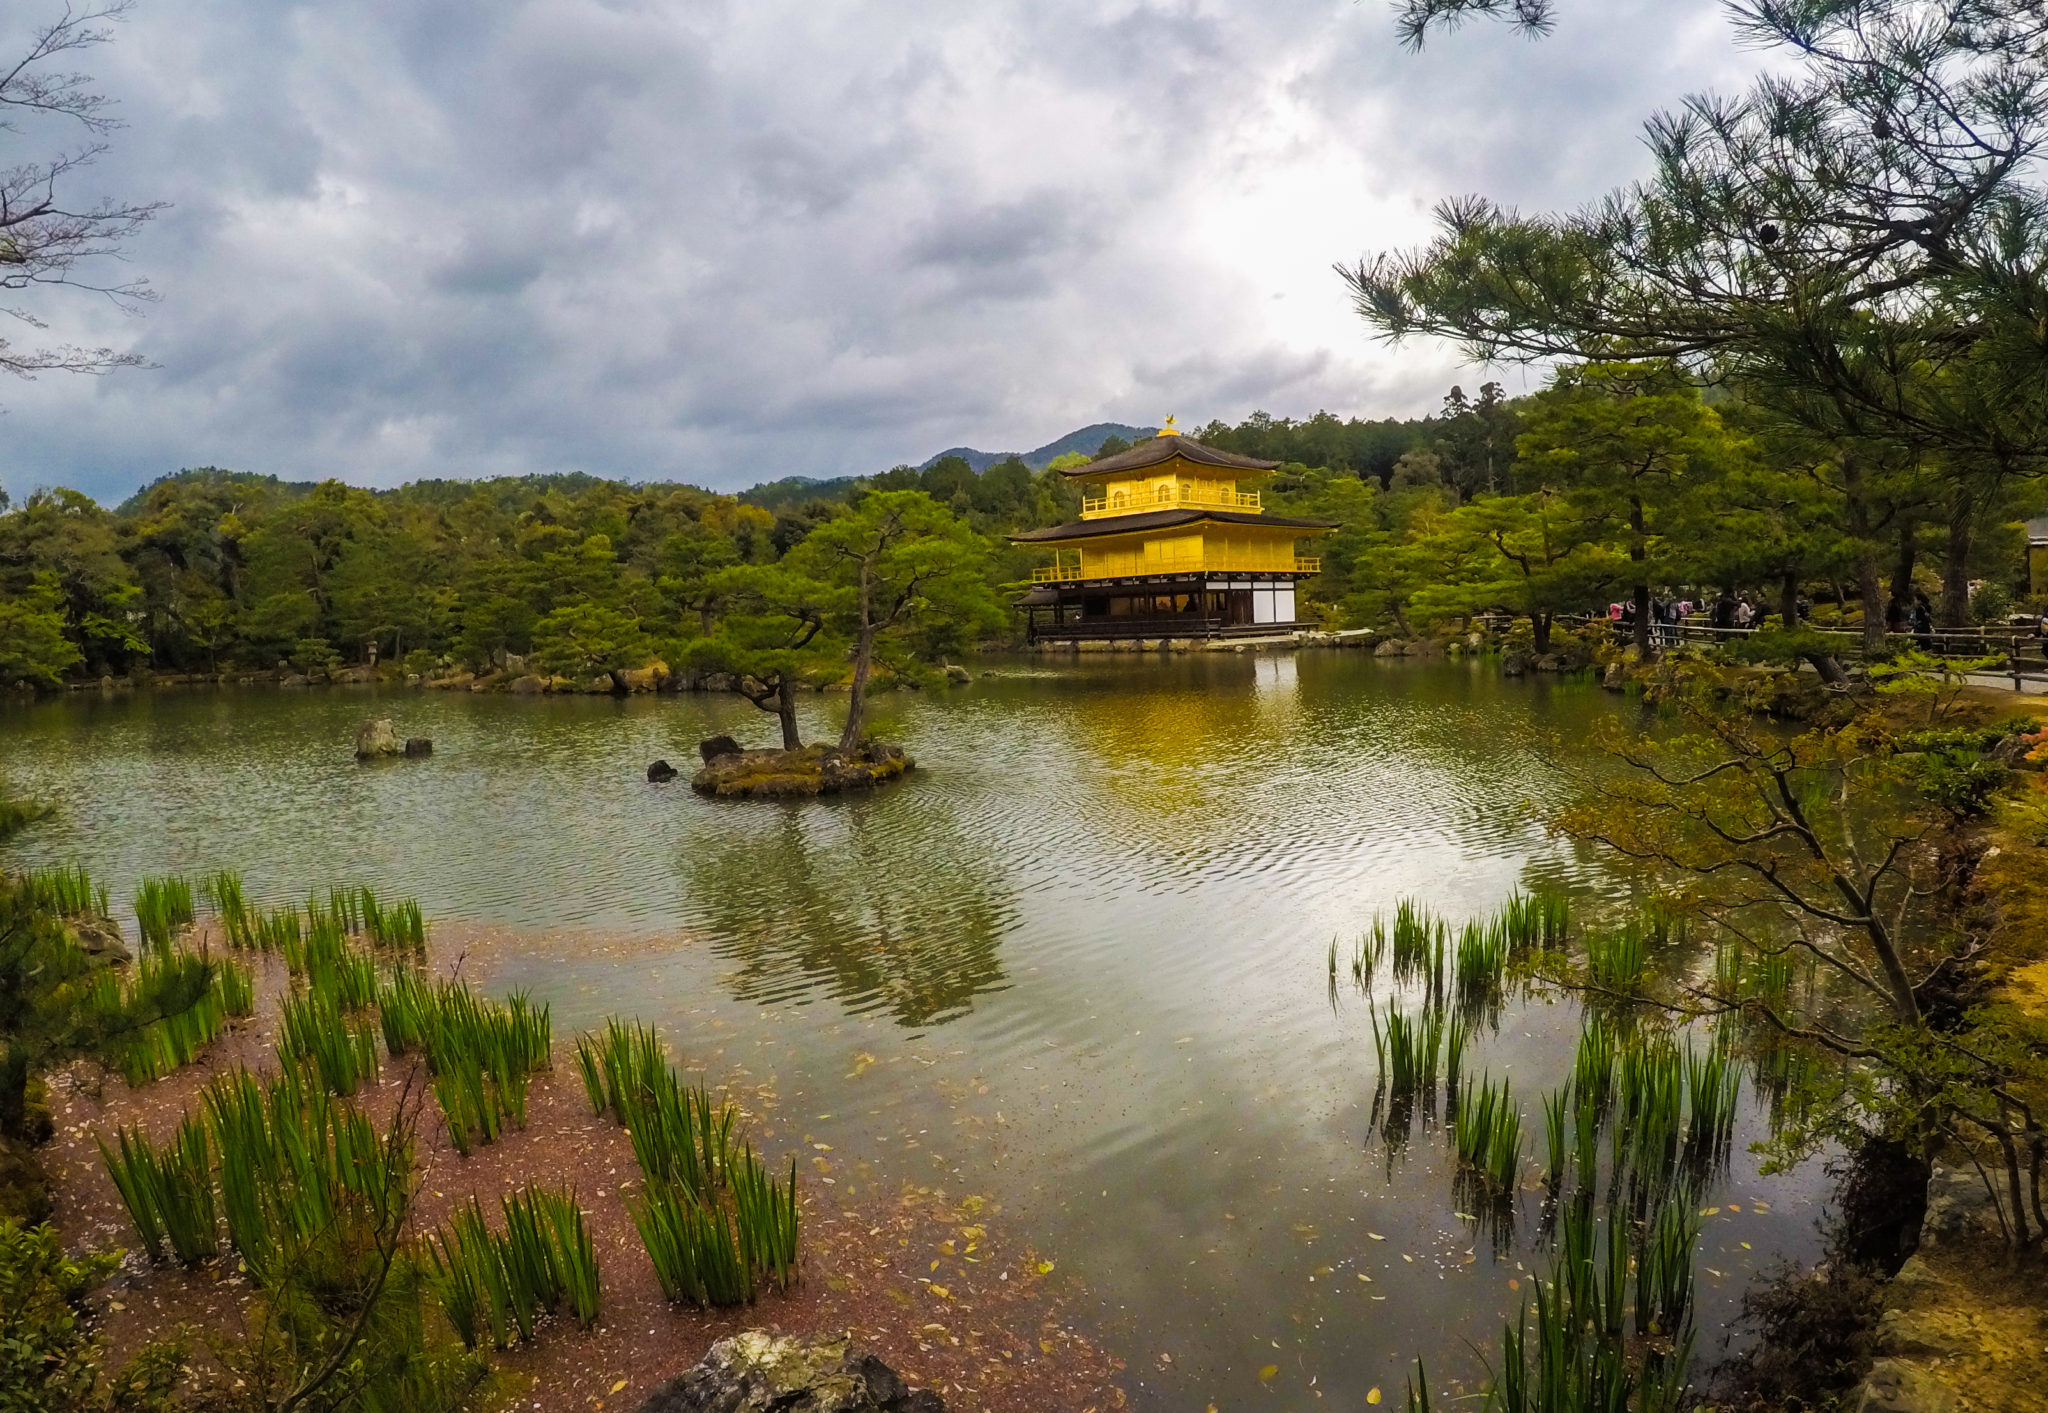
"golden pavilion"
1009,421,1333,643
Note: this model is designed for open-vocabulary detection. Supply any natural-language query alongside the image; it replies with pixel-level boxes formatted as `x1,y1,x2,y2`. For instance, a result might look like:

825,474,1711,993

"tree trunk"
1805,652,1848,687
1780,570,1800,630
1631,498,1651,657
839,628,876,752
776,675,802,750
1390,602,1413,638
0,1044,28,1142
1533,612,1552,654
1887,523,1916,630
1838,452,1887,654
1941,493,1975,630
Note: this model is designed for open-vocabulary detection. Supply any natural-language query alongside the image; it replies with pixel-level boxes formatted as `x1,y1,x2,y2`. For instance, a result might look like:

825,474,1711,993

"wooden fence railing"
1554,615,2048,693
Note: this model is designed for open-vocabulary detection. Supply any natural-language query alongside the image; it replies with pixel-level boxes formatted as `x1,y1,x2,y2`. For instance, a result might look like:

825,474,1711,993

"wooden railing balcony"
1030,555,1322,582
1079,485,1262,519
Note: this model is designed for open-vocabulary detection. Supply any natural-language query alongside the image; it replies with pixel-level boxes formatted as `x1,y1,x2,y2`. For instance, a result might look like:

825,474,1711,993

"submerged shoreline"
38,928,1127,1412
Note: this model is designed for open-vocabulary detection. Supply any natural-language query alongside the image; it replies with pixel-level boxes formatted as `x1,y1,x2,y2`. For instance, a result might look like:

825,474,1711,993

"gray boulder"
1918,1165,2003,1249
70,914,131,965
699,735,743,764
1853,1358,1957,1413
943,663,971,684
508,674,546,695
403,737,433,757
354,718,402,759
1602,661,1626,691
647,759,679,782
634,1331,942,1413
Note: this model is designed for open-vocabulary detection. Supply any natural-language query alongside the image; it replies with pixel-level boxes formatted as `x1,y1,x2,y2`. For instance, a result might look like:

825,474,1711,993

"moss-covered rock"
636,1330,942,1412
691,742,913,798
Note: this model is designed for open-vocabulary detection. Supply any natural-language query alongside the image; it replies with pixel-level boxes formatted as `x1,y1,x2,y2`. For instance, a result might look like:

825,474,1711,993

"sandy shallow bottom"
40,930,1128,1412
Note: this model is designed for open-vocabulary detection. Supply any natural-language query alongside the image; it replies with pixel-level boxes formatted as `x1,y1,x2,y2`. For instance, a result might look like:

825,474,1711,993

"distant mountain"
916,422,1158,473
740,474,866,511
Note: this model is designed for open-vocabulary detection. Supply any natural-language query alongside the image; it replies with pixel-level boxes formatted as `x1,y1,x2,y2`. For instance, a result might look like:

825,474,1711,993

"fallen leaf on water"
929,1284,950,1299
1259,1364,1280,1382
1700,1207,1720,1216
1508,1279,1520,1290
1356,1273,1372,1283
610,1381,627,1395
1037,1261,1054,1274
1367,1389,1382,1405
1367,1232,1385,1241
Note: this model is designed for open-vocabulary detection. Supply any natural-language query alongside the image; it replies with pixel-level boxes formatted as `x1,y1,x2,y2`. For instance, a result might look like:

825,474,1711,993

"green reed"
99,1115,218,1266
1374,1004,1448,1102
215,956,255,1017
24,863,106,918
201,869,257,947
1583,924,1650,993
119,950,231,1083
1680,1045,1740,1174
1540,1085,1570,1189
1452,1074,1522,1193
1390,898,1448,998
578,1017,801,1302
1405,1357,1435,1413
1498,887,1570,951
132,876,196,952
279,991,379,1094
1353,916,1387,991
381,973,550,1151
634,1183,753,1307
731,1151,801,1290
198,1066,403,1287
1454,918,1509,1019
1570,1015,1618,1124
253,904,302,954
422,1186,601,1345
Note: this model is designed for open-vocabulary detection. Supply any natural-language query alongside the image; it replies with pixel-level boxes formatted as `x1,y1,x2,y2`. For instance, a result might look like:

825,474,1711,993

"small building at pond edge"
1008,423,1335,643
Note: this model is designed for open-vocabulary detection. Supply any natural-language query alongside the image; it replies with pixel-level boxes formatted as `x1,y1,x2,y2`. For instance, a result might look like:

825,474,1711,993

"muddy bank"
35,932,1125,1413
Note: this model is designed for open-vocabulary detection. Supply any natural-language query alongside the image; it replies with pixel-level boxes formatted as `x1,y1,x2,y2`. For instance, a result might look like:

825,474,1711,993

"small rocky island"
669,735,914,798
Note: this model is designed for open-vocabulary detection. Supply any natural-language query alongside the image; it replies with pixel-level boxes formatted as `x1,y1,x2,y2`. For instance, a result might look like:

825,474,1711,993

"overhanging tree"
1,2,162,386
1345,0,2048,650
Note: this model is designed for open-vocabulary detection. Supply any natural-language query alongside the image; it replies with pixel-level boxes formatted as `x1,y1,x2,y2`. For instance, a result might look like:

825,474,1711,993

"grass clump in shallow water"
131,876,195,952
577,1018,800,1306
99,1115,218,1267
423,1187,599,1349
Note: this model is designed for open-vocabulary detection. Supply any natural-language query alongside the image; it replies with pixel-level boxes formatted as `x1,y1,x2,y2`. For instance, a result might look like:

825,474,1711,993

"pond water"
0,654,1829,1407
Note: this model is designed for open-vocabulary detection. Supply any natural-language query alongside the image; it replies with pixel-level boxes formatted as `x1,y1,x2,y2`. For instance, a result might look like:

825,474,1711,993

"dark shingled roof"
1008,508,1336,543
1058,433,1280,478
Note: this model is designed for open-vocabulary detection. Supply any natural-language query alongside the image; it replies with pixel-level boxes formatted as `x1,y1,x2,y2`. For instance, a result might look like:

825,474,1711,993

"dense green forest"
1,376,2042,694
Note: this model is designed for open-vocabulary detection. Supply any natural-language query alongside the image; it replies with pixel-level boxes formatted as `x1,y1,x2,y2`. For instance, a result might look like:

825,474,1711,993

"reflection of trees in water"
680,803,1014,1028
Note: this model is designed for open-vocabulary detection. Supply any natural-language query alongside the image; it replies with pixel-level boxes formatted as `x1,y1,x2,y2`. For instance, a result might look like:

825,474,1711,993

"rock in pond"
70,914,131,965
355,717,402,759
692,742,913,798
634,1331,943,1413
647,759,679,782
403,737,433,757
698,734,743,764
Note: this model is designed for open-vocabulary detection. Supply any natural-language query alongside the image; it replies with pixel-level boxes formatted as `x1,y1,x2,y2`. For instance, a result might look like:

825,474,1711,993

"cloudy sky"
1,0,1770,504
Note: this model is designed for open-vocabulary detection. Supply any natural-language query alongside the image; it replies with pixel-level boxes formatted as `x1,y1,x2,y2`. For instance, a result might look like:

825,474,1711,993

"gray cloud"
0,0,1773,504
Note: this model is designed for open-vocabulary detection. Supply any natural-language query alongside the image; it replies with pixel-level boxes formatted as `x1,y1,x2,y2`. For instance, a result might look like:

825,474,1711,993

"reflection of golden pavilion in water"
1009,420,1335,643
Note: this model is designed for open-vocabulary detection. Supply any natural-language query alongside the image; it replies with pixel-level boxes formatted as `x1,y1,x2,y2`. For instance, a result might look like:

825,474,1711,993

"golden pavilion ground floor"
1015,573,1317,643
